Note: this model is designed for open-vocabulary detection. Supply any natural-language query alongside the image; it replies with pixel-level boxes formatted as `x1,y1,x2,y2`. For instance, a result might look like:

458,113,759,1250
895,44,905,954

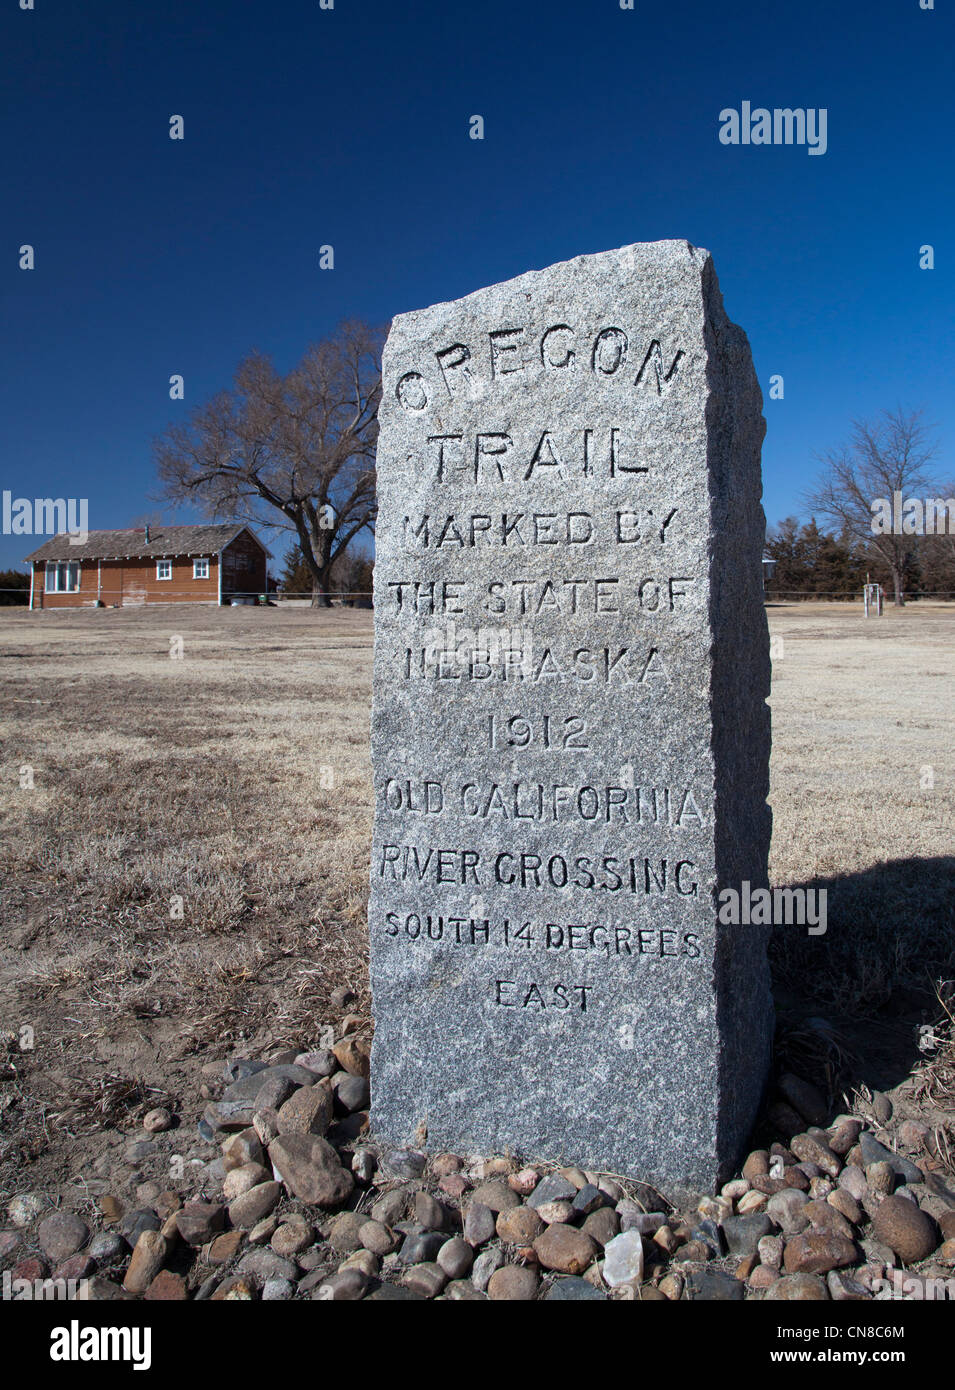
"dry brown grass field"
1,601,953,1201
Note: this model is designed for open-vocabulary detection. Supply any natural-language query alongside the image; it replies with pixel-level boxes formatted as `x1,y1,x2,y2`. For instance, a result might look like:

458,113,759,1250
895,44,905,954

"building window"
156,561,172,581
45,561,80,593
193,558,209,579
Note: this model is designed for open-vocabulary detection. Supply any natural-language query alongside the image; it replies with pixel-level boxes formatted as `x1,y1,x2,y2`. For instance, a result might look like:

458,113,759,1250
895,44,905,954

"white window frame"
156,560,172,581
193,558,209,579
45,560,80,593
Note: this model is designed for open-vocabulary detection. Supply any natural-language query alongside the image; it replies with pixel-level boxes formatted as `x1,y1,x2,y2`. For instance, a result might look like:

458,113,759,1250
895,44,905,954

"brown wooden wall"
30,565,89,608
33,555,221,608
221,533,268,598
31,530,268,608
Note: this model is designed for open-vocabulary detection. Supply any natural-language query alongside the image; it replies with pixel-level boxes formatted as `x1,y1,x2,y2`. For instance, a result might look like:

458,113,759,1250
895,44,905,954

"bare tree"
919,479,955,598
155,321,383,606
805,407,938,605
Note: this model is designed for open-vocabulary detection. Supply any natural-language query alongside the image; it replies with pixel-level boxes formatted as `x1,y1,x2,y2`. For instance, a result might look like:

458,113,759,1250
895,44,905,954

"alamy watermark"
418,619,534,679
49,1320,151,1369
870,492,954,535
2,491,89,544
717,881,827,936
3,1270,88,1300
872,1270,955,1301
719,102,827,156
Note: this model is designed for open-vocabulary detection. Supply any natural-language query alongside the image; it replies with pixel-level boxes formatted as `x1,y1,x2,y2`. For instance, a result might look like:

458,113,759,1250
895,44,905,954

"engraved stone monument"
369,240,772,1190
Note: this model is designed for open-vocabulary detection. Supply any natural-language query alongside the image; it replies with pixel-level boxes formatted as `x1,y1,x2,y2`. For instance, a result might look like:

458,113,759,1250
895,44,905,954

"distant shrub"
0,568,29,606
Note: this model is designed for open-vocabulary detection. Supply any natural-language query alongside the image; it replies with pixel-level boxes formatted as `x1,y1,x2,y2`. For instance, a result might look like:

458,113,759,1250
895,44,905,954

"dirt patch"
0,606,374,1200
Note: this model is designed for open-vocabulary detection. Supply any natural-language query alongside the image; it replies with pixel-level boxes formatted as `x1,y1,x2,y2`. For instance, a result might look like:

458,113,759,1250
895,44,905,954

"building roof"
26,524,270,563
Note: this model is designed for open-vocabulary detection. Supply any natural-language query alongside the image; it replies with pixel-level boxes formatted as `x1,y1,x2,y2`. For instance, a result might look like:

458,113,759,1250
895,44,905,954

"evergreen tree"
0,568,30,605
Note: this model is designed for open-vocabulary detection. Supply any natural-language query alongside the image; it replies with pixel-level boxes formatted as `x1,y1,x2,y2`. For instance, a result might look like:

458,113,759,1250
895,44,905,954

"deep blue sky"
2,0,951,574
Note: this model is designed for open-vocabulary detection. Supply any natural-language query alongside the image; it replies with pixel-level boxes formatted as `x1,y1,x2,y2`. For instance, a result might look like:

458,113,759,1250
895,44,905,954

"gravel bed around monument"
4,1027,954,1302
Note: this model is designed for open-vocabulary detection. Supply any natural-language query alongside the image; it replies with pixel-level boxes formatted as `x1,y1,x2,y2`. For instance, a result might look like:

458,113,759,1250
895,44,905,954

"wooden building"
25,524,270,610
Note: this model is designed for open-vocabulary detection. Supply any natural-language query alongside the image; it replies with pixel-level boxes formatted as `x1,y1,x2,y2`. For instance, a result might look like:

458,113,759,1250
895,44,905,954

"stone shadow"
760,854,955,1122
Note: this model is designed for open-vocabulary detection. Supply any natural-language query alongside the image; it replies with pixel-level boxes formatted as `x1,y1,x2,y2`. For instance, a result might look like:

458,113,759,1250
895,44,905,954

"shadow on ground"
764,855,955,1117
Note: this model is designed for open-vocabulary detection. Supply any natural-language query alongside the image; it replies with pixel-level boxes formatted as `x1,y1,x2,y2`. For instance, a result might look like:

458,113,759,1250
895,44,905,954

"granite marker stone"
369,240,772,1191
